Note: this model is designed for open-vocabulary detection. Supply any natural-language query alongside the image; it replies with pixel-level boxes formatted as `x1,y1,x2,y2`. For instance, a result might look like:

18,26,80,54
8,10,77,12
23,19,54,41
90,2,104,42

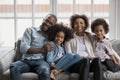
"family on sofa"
9,14,120,80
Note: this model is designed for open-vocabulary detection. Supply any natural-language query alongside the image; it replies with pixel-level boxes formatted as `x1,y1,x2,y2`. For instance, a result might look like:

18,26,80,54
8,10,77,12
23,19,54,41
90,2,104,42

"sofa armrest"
0,49,15,75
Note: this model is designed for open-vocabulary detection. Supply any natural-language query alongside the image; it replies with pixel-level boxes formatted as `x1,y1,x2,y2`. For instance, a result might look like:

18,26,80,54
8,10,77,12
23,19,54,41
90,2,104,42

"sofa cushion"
104,71,120,80
3,69,39,80
70,73,93,80
56,72,70,80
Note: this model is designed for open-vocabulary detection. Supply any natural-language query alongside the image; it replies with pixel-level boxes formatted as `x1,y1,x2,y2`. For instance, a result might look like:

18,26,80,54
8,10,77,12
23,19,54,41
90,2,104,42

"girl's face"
54,31,65,46
73,18,86,35
94,25,106,40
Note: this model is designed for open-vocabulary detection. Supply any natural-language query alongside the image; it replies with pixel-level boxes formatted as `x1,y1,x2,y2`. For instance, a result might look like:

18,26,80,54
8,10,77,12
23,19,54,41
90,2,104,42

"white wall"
109,0,120,40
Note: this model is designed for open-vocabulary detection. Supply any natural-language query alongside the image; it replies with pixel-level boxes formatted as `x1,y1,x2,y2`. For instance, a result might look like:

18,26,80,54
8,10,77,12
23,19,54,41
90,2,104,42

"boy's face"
94,25,106,40
54,31,65,46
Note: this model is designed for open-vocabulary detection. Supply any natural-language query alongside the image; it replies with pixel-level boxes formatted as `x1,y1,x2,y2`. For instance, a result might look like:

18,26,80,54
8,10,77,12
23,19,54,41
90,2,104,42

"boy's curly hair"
91,18,109,34
47,23,74,43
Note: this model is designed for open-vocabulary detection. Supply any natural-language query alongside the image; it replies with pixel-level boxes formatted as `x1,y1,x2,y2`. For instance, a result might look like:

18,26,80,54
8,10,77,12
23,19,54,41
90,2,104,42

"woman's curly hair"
91,18,109,34
70,14,89,30
47,23,74,43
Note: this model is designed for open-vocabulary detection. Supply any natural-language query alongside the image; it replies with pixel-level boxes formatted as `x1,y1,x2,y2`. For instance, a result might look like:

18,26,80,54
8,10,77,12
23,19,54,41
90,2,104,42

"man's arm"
20,27,54,54
27,43,54,54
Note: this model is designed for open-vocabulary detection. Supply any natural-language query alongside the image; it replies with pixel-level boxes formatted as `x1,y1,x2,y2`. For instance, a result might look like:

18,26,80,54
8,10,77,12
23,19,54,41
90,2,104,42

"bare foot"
50,69,57,80
55,69,63,75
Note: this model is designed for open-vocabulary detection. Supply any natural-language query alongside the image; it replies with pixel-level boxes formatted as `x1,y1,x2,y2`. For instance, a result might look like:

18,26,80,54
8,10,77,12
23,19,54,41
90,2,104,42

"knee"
10,63,20,72
66,53,73,57
93,57,100,61
10,63,17,69
39,64,50,73
74,54,81,60
65,53,73,59
93,58,101,63
83,58,90,66
93,58,101,66
41,65,50,70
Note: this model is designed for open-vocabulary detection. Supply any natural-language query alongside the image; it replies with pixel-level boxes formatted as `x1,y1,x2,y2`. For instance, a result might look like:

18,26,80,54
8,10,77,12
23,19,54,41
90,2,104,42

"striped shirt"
93,36,114,61
20,27,48,60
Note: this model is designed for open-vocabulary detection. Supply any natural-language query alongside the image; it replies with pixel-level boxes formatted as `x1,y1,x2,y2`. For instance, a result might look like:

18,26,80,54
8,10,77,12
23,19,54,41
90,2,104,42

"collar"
36,26,41,32
94,35,106,42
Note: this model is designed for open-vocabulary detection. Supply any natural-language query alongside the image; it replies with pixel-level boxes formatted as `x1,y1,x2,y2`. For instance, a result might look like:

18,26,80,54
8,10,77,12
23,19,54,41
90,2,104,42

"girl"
47,23,82,80
91,18,120,72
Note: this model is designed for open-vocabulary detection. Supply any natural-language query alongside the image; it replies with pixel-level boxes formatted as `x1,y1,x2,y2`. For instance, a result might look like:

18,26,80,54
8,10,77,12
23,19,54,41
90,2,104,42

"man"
10,14,57,80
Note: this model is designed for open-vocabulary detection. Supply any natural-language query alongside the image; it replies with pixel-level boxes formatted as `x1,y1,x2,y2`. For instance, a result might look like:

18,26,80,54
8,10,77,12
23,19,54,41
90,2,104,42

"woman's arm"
64,41,72,53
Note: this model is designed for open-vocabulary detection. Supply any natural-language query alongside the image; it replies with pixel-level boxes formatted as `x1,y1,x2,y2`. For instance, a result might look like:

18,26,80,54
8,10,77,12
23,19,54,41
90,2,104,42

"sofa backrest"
13,39,120,61
110,40,120,56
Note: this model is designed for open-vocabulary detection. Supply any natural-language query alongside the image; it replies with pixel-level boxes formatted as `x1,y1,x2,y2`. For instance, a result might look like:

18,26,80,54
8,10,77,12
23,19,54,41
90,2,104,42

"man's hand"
42,43,54,53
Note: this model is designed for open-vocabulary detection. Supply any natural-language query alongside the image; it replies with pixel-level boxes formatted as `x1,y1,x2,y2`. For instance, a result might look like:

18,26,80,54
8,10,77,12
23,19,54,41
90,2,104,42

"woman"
65,14,103,80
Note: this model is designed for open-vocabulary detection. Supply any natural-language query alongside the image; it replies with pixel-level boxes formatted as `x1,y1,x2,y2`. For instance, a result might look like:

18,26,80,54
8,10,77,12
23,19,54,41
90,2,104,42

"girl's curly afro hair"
47,23,74,43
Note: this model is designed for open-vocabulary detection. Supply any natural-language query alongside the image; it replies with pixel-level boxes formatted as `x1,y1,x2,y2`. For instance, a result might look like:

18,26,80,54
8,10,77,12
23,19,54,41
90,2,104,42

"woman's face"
73,18,86,34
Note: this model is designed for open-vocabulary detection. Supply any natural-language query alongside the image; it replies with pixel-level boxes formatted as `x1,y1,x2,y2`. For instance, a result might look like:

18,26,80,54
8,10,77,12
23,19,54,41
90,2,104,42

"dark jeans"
10,59,50,80
90,58,103,80
68,58,103,80
68,58,89,80
102,59,120,72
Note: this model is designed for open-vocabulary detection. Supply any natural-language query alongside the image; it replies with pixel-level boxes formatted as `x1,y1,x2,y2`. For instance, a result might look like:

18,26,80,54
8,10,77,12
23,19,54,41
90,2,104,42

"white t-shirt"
77,36,89,57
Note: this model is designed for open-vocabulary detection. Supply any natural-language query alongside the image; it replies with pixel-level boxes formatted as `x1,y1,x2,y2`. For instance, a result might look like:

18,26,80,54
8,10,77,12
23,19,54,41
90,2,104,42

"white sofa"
0,39,120,80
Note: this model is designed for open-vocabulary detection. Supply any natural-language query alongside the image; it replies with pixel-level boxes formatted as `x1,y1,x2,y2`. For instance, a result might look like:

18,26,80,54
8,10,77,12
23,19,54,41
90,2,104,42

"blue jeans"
10,59,50,80
55,54,82,71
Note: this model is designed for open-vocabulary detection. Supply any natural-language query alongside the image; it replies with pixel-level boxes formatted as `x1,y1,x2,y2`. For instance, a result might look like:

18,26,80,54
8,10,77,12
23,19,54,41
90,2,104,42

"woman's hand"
87,56,94,60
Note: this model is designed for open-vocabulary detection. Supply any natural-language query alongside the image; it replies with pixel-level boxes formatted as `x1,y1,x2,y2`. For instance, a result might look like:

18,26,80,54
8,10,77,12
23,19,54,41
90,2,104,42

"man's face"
41,16,56,32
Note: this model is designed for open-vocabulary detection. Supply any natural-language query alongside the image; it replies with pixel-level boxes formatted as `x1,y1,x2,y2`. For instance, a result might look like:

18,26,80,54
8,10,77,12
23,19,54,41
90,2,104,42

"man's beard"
40,26,50,34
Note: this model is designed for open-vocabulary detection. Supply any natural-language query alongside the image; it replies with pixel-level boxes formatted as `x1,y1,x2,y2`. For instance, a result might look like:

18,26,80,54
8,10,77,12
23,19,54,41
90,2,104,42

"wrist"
51,62,55,65
40,48,45,53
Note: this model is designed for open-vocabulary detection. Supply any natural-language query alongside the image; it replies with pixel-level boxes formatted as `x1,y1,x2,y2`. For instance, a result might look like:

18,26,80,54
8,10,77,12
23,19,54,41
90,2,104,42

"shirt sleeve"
46,50,55,64
105,40,114,55
20,27,32,54
46,42,55,64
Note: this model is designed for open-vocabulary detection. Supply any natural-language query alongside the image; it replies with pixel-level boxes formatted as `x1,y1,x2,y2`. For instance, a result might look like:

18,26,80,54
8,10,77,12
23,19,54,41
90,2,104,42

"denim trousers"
55,53,82,71
10,59,50,80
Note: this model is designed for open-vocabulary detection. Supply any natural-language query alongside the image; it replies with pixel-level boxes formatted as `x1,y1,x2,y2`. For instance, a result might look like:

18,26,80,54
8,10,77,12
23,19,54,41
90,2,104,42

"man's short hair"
44,14,57,23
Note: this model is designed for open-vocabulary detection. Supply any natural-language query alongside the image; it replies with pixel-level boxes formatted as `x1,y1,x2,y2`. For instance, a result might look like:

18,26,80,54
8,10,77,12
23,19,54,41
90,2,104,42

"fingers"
50,71,56,80
43,43,54,53
46,43,54,51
